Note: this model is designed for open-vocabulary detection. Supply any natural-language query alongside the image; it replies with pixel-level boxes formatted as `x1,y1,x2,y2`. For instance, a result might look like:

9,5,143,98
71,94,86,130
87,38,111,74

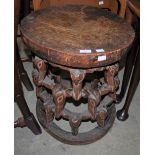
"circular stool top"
21,5,135,68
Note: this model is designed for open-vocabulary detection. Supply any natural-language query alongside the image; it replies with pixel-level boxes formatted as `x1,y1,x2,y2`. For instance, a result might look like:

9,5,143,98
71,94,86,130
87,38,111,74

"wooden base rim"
36,99,116,145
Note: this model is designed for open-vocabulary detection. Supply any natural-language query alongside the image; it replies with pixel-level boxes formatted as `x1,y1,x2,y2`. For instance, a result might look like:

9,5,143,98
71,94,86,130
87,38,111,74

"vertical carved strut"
43,101,54,124
87,89,101,120
33,57,47,83
70,69,86,101
69,117,81,136
32,57,47,98
97,110,107,127
98,64,119,100
104,64,119,100
52,84,66,119
105,64,119,91
32,57,55,122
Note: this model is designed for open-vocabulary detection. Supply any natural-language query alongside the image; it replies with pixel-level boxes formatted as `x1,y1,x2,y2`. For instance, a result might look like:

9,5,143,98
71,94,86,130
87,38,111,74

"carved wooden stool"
20,5,135,144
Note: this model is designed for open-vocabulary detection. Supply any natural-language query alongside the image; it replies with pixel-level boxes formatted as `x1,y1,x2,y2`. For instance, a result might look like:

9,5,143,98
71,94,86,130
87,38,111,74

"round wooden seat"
20,5,135,68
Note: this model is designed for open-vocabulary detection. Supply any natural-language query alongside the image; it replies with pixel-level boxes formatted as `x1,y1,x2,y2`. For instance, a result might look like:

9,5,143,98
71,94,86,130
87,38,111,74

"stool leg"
15,66,42,135
17,44,34,91
117,48,140,121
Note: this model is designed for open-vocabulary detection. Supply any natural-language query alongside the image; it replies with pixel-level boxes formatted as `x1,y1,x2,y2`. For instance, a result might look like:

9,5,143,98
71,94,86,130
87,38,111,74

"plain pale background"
0,0,154,154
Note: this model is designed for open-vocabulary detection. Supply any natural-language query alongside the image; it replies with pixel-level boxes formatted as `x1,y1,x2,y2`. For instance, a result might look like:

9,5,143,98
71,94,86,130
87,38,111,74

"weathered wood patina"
20,5,135,144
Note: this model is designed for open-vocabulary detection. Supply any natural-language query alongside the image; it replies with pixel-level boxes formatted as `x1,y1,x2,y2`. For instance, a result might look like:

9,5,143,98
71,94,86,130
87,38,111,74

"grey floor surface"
15,43,140,155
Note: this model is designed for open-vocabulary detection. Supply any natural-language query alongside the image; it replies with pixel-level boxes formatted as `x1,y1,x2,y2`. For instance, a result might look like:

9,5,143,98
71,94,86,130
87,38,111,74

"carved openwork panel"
32,56,119,136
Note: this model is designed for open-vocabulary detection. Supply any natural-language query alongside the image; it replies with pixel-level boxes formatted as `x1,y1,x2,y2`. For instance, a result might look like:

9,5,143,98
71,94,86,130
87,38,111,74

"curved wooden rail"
127,0,140,18
32,0,127,17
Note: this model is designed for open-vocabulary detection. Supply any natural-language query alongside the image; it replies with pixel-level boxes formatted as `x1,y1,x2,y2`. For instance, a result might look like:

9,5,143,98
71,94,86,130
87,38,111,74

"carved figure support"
97,110,107,127
31,57,119,139
70,69,86,101
88,89,101,120
69,117,81,136
101,64,120,100
105,64,119,91
52,84,66,119
33,56,47,84
43,103,54,124
32,57,47,98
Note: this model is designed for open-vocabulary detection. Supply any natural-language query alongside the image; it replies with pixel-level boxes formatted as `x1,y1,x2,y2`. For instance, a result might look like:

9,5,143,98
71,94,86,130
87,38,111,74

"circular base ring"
36,99,116,145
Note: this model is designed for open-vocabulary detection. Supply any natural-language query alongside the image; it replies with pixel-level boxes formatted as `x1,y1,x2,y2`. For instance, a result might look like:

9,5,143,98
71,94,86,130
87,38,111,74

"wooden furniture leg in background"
14,58,42,134
16,44,33,91
116,0,140,121
116,4,139,103
117,48,140,121
20,0,31,19
23,0,31,16
116,32,139,103
19,0,33,62
14,0,41,135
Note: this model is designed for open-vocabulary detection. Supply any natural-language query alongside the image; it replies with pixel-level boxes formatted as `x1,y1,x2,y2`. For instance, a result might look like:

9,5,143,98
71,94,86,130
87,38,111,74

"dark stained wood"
15,0,33,91
116,21,139,102
31,48,120,144
117,48,139,121
16,44,34,91
14,59,42,134
32,0,128,17
37,99,116,145
116,0,140,103
33,0,117,13
118,0,127,18
127,0,140,18
20,5,135,144
23,0,31,16
14,0,41,134
20,0,31,18
116,0,140,121
14,117,26,128
18,0,33,62
21,5,135,68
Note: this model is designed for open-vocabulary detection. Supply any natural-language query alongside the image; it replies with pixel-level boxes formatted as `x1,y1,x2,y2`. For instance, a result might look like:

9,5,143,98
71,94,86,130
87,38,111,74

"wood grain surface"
21,5,135,68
